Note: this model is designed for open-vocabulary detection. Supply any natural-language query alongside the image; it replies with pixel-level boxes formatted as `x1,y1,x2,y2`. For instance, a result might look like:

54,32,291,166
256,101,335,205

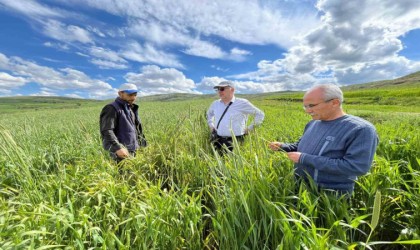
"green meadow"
1,77,419,249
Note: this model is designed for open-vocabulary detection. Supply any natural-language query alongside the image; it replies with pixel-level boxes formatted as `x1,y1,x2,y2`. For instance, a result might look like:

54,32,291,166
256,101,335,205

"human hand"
286,152,301,163
268,142,282,151
116,148,130,158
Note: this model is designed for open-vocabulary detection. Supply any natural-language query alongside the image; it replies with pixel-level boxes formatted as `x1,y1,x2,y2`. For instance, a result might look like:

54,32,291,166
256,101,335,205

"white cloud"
89,88,119,100
0,0,319,86
128,20,242,61
0,0,63,19
30,89,57,97
90,59,128,69
195,76,227,92
124,65,199,95
127,20,190,47
121,42,183,68
183,41,226,59
59,68,110,89
0,53,11,70
228,48,252,62
211,65,229,72
0,89,12,95
88,46,128,69
195,77,296,94
42,20,93,44
65,0,320,49
1,0,420,97
334,57,420,84
87,25,106,38
0,72,28,88
44,42,70,50
89,46,126,63
231,0,420,88
0,53,114,98
76,52,89,57
0,0,93,44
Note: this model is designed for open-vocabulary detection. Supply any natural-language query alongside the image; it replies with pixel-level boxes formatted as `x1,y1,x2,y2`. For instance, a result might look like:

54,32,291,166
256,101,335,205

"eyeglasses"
303,99,334,110
215,87,230,92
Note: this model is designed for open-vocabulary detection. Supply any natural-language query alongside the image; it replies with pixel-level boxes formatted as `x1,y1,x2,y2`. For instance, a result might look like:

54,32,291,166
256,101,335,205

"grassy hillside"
1,72,419,249
341,71,420,106
0,96,102,114
1,87,419,249
143,71,420,107
140,93,207,102
342,71,420,90
1,70,419,113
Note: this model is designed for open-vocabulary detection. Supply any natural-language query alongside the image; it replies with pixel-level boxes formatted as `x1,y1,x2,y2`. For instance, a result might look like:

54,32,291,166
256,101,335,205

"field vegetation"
1,74,419,249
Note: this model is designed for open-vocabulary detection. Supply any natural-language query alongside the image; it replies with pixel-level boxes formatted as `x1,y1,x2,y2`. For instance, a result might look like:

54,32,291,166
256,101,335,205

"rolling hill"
342,70,420,90
1,70,419,113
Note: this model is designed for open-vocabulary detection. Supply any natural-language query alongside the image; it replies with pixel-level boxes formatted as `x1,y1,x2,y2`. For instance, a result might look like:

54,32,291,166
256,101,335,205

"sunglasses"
215,87,230,92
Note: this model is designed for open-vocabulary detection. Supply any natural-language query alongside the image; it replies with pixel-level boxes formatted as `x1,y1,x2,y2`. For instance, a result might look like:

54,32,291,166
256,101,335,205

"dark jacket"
100,97,147,153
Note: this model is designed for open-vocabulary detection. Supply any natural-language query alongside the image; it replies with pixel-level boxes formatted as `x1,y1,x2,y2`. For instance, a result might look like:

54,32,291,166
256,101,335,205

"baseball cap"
213,81,235,89
118,83,138,94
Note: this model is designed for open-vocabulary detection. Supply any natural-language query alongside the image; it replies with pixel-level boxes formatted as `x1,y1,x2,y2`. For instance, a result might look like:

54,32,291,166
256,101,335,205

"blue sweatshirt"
281,115,378,193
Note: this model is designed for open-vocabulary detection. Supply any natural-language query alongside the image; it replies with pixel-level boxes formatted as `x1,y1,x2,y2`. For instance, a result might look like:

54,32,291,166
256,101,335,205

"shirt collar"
116,97,137,108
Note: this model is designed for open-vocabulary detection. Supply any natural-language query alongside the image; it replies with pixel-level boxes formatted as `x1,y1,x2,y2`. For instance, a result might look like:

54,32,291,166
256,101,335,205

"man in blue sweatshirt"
269,84,378,195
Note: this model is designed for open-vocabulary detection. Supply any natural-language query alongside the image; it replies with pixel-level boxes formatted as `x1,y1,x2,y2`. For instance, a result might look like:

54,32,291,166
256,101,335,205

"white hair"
305,84,344,104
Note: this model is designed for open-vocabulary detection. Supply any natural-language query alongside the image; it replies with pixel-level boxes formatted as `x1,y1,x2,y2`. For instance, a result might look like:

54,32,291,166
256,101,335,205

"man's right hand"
268,142,282,151
116,148,130,158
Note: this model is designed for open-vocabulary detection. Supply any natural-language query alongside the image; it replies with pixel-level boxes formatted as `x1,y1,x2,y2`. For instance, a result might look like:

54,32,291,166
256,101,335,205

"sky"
0,0,420,100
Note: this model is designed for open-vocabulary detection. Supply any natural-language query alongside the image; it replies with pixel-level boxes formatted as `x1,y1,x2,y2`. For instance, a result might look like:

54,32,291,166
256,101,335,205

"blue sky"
0,0,419,99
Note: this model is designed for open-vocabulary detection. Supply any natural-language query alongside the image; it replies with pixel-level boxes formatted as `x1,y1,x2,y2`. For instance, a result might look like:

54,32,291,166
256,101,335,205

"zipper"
313,136,335,182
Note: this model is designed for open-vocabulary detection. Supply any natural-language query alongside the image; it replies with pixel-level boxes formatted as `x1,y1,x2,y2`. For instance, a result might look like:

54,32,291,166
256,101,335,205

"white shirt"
207,97,265,136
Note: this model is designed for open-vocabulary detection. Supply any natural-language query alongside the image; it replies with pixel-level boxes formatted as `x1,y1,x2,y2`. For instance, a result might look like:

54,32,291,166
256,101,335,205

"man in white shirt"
207,81,265,153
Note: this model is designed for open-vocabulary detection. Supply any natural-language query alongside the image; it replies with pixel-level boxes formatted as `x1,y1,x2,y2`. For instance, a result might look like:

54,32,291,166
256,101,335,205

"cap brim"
122,89,138,94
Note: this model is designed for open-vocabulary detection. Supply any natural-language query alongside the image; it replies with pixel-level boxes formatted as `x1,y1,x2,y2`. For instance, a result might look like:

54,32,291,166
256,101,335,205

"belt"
217,135,245,139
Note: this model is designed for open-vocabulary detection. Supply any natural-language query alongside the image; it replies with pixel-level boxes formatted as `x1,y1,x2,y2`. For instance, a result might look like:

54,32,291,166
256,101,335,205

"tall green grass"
0,97,419,249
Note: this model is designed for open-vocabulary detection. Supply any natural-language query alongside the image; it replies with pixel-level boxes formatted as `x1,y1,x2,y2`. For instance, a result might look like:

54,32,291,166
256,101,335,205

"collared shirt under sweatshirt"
207,97,265,137
280,114,378,193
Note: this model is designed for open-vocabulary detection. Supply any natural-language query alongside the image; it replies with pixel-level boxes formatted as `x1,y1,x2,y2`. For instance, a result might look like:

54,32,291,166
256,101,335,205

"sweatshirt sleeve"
299,125,378,176
280,141,299,152
100,105,123,153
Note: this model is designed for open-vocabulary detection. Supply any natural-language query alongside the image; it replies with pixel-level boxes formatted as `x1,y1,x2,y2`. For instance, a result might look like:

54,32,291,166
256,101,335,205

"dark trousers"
212,135,245,154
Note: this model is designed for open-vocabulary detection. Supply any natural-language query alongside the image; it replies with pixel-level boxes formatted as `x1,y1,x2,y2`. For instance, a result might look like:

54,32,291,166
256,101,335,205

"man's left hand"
287,152,302,163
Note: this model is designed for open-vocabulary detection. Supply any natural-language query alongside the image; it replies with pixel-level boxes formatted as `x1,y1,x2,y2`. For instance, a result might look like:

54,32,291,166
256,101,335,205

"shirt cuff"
299,153,306,164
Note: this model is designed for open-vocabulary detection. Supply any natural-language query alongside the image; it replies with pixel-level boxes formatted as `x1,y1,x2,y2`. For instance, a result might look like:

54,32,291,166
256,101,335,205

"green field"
1,82,420,249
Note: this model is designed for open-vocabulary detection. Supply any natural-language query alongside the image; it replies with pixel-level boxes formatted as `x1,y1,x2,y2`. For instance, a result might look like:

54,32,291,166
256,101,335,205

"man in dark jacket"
100,83,147,162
